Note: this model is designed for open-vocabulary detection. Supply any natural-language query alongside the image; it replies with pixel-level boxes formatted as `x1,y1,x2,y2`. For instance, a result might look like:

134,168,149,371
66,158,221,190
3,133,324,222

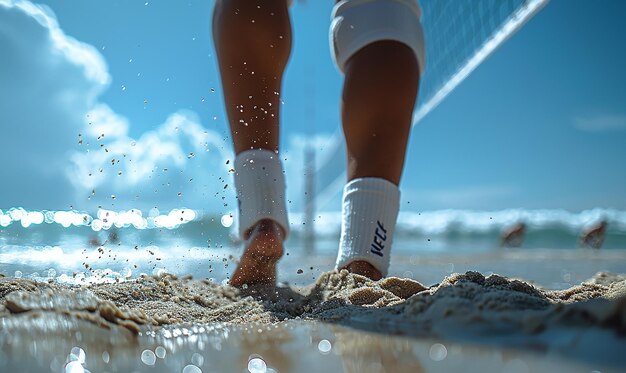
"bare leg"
340,41,420,280
213,0,291,286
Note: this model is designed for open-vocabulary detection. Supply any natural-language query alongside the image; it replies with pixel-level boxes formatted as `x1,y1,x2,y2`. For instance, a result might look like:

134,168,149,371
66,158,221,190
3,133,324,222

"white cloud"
68,107,234,211
0,0,234,212
83,104,129,140
1,0,109,87
574,115,626,132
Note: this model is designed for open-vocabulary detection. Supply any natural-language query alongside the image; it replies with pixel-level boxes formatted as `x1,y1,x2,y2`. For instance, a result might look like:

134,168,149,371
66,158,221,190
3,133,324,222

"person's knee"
346,40,419,78
330,0,425,75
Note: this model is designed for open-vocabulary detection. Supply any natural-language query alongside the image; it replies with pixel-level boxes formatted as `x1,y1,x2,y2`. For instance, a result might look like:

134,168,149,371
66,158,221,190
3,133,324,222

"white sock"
234,149,289,239
335,177,400,277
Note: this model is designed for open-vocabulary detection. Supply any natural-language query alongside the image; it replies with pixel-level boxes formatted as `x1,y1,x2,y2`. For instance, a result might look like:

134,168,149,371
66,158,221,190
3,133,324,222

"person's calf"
342,40,419,184
213,0,292,153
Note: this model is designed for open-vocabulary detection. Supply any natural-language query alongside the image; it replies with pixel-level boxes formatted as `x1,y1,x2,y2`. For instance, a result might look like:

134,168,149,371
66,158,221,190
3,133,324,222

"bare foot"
344,260,382,281
229,219,284,287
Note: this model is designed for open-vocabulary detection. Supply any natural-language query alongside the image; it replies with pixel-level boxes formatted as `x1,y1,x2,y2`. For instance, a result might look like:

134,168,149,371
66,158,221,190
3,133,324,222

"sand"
1,270,625,334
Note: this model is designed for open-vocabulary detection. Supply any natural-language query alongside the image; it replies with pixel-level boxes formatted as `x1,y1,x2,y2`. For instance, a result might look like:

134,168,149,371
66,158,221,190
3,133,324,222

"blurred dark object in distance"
500,222,526,248
580,220,608,249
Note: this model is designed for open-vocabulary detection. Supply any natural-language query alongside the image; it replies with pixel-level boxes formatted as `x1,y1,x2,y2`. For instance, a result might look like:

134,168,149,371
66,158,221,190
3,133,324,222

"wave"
290,208,626,235
1,207,625,250
290,208,626,250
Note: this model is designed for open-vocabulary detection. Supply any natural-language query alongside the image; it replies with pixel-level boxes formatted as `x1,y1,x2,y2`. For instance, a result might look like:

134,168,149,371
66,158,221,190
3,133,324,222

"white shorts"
330,0,426,74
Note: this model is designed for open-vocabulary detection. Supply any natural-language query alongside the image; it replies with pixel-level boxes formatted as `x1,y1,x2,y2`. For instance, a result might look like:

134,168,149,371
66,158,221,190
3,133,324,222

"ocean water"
1,207,626,288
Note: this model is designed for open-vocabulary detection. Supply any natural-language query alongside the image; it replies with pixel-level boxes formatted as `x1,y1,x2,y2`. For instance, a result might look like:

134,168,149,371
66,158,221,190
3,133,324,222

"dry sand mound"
1,270,625,338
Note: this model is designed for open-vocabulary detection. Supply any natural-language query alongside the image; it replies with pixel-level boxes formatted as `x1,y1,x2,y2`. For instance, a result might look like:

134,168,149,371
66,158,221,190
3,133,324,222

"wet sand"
1,270,625,372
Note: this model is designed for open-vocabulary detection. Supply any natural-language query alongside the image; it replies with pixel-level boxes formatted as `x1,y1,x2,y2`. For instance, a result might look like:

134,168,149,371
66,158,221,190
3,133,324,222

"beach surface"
1,269,625,372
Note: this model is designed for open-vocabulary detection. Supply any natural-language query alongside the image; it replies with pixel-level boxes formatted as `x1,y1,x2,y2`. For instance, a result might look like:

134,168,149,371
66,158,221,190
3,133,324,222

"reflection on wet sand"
332,326,425,373
238,323,296,373
1,317,620,373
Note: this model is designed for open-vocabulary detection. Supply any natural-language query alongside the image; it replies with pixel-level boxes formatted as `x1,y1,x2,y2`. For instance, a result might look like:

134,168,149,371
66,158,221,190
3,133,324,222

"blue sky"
1,0,625,213
409,0,626,211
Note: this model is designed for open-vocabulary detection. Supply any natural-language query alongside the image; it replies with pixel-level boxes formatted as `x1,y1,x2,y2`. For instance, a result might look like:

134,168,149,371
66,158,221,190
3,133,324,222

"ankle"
344,260,383,281
244,219,285,241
